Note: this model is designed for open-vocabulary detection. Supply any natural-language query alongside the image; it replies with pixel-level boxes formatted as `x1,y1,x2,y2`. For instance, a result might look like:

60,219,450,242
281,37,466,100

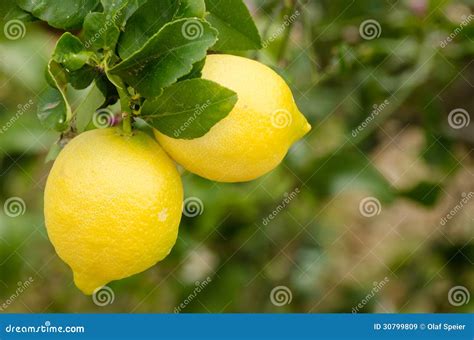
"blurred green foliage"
0,0,473,313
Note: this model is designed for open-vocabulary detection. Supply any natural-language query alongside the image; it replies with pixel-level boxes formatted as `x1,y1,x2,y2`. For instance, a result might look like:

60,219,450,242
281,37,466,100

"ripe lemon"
44,128,183,294
154,54,311,183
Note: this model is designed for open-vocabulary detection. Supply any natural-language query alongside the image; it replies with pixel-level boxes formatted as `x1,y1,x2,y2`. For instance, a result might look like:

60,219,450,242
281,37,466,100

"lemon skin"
154,54,311,183
44,128,183,294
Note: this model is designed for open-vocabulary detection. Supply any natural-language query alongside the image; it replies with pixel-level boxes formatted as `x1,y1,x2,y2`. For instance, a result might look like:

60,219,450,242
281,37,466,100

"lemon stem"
117,86,133,136
103,55,134,136
122,112,132,135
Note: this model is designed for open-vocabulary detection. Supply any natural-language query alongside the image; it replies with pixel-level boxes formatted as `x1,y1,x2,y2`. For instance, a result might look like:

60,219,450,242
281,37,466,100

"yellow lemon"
44,128,183,294
154,54,311,183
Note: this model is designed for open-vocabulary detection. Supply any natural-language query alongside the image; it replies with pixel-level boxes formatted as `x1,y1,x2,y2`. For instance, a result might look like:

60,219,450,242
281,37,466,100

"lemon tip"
303,121,312,134
73,271,107,295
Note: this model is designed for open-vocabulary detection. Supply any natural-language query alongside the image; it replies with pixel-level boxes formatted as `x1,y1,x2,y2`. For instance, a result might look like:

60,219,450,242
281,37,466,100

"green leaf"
104,68,131,114
96,75,119,107
48,61,69,91
110,18,218,98
16,0,99,29
204,0,262,51
83,12,121,51
50,33,98,90
178,58,206,81
100,0,147,26
37,88,69,131
45,142,63,163
105,66,126,90
52,33,93,71
37,54,72,132
2,0,35,22
117,0,180,59
176,0,206,18
141,78,237,139
101,0,132,13
75,82,106,132
37,61,72,132
67,66,98,90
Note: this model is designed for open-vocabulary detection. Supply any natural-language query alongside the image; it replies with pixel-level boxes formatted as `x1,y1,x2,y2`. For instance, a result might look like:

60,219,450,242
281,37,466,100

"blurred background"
0,0,473,313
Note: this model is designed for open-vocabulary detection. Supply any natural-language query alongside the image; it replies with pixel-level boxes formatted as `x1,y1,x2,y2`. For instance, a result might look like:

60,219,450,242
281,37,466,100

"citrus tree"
4,0,310,294
1,0,474,313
